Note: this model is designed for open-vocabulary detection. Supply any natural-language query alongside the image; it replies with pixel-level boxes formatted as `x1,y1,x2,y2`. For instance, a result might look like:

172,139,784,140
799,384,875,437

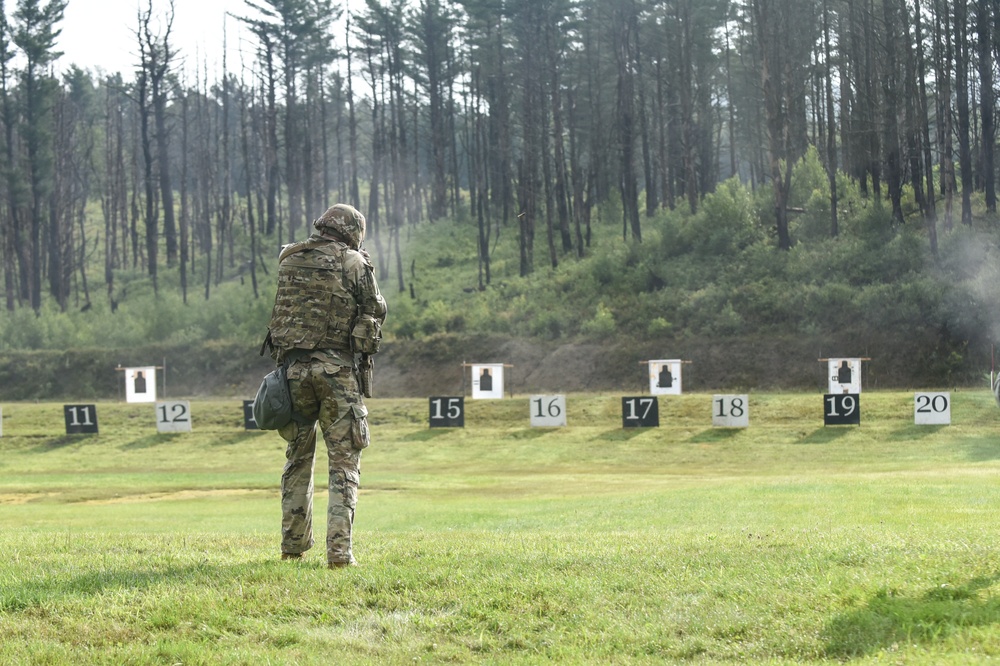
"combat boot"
328,558,357,569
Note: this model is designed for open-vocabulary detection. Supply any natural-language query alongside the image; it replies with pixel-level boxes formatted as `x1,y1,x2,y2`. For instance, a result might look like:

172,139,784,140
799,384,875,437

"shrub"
581,302,616,338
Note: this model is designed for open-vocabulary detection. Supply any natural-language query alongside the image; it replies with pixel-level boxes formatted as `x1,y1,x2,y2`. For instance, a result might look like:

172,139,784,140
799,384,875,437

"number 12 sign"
156,401,192,433
824,393,860,426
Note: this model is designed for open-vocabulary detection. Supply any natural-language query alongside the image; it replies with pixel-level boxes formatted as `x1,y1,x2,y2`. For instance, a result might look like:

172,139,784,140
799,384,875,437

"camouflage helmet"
314,203,366,249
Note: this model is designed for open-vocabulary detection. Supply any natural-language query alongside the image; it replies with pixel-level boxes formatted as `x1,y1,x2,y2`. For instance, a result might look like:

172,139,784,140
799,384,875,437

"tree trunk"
977,0,996,212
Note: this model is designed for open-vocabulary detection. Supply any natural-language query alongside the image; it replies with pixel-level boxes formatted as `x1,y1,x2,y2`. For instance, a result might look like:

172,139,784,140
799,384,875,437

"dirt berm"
0,330,982,401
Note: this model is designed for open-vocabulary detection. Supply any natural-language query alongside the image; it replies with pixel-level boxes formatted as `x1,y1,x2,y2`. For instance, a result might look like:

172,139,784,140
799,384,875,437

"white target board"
125,366,157,403
530,395,566,427
914,392,951,425
827,358,861,394
471,364,504,399
156,401,192,433
712,394,749,428
649,359,682,395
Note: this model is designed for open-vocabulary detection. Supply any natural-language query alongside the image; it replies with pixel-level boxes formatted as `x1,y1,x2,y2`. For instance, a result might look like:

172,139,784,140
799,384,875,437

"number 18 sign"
713,395,749,427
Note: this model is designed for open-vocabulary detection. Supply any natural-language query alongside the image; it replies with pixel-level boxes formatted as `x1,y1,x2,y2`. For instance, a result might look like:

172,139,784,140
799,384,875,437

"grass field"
1,391,1000,665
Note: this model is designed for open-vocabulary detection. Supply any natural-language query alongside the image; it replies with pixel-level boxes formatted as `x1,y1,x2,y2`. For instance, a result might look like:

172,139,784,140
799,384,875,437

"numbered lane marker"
914,392,951,425
713,394,749,428
622,396,659,428
824,393,860,426
429,397,465,428
530,395,566,427
156,401,192,433
243,400,258,430
64,404,99,434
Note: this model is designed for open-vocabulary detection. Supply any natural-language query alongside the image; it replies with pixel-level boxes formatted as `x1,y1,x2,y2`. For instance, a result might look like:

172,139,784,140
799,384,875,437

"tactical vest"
267,240,357,353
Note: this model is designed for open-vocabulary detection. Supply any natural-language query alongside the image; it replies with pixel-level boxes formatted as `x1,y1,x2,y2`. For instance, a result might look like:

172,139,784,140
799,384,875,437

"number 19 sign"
530,395,566,427
824,393,860,426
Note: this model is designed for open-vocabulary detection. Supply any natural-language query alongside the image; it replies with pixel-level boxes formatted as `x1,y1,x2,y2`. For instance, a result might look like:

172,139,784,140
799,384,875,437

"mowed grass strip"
0,392,999,664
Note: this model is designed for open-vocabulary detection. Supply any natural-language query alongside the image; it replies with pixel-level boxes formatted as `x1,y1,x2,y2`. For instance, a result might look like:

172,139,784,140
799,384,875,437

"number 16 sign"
530,395,566,427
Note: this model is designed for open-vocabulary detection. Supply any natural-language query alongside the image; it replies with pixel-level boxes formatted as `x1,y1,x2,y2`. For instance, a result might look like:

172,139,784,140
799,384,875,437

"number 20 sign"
914,392,951,425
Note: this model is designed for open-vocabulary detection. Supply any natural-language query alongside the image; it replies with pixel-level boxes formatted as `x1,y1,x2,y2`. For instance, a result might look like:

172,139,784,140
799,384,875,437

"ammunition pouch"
351,313,382,355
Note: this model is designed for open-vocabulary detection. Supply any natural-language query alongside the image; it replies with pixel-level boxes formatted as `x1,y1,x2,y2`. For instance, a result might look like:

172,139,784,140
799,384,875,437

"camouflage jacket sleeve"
345,249,387,323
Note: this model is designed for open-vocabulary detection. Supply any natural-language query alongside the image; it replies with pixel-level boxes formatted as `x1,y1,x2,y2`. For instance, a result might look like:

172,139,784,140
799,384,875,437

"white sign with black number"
712,394,749,428
156,401,192,433
914,392,951,425
529,395,566,427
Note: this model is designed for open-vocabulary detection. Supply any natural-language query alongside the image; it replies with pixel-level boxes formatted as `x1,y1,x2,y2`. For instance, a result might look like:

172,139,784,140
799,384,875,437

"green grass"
2,391,1000,664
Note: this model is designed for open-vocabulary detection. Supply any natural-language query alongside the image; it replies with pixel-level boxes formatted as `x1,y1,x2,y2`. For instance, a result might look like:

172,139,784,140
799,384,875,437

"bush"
581,302,616,338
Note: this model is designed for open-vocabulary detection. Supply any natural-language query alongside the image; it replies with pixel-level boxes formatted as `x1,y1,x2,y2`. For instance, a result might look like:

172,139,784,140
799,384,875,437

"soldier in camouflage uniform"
264,203,387,568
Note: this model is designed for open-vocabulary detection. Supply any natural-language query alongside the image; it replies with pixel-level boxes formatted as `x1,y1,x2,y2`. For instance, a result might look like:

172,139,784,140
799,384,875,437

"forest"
0,0,999,390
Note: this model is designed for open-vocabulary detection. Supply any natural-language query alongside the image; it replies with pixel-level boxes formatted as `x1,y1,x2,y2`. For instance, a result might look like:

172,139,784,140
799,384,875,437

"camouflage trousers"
277,353,370,565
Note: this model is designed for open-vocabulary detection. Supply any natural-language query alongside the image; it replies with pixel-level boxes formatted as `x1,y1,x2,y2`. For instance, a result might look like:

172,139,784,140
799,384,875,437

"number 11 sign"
64,404,99,434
